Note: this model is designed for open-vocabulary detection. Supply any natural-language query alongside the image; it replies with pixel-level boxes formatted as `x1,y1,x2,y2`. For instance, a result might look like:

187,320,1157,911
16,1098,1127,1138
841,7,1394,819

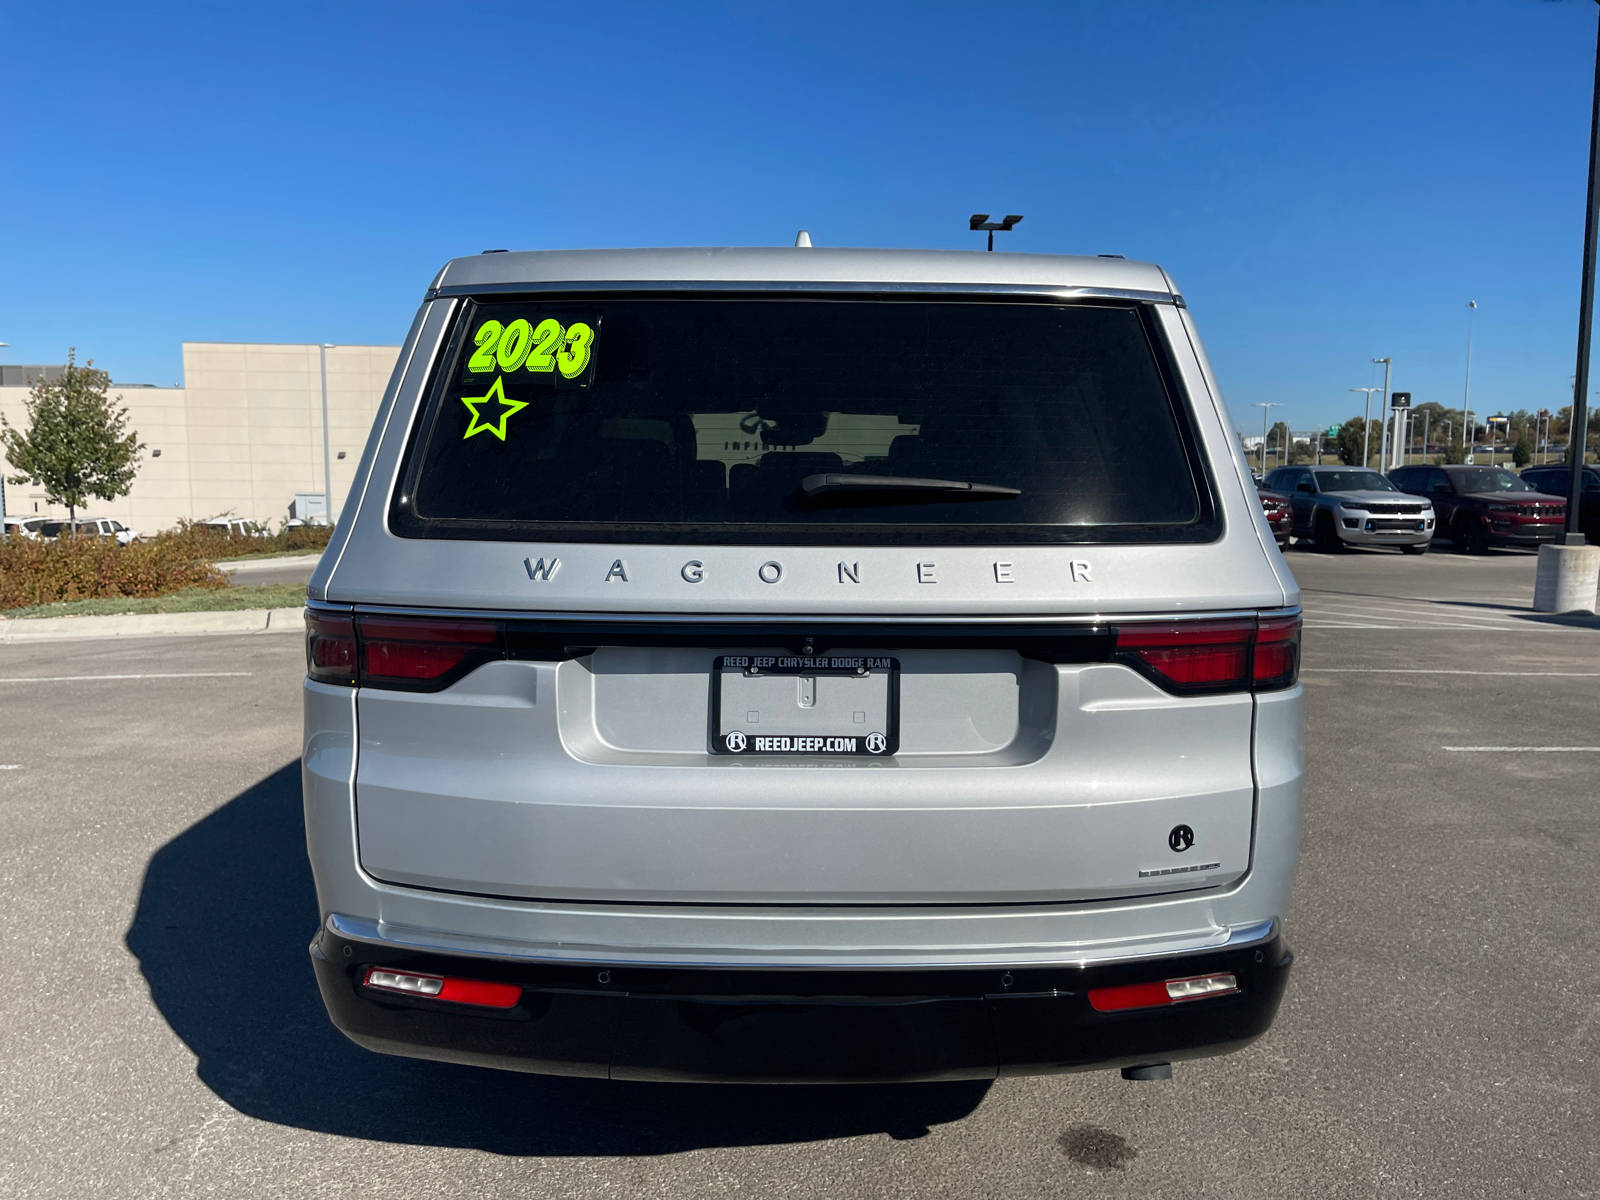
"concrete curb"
0,607,305,643
218,554,323,574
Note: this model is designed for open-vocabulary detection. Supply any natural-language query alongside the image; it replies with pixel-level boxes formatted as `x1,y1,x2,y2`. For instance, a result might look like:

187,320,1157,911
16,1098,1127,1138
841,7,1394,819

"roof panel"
431,247,1173,297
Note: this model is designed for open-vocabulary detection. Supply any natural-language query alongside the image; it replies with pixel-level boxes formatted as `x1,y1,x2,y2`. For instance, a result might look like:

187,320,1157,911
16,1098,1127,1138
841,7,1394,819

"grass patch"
213,547,325,563
3,583,306,619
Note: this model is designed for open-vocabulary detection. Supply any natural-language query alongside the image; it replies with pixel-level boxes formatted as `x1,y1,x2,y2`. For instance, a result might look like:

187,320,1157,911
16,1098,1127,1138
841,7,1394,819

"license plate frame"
710,654,899,756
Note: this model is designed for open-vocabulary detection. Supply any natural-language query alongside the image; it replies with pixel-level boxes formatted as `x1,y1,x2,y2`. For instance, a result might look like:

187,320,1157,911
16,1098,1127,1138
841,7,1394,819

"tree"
1334,417,1368,466
1512,427,1532,467
1,351,144,522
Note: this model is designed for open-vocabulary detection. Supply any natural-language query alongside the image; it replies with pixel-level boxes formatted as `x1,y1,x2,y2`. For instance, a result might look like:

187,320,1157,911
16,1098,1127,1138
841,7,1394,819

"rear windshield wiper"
799,473,1021,507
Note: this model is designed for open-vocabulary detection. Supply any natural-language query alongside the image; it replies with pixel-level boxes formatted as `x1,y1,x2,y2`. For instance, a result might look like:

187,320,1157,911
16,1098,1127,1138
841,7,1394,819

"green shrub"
0,532,226,610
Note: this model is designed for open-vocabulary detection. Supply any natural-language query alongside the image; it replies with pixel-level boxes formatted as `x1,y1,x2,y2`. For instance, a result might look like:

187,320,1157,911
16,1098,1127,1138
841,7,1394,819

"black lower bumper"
311,926,1292,1083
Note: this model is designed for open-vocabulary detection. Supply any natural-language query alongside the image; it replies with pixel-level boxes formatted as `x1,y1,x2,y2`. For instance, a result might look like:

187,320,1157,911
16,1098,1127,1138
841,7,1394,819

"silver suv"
303,247,1303,1084
1264,465,1434,554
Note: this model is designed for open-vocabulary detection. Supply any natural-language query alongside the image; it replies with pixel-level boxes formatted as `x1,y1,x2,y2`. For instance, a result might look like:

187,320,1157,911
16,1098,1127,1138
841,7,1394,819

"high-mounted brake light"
362,967,522,1009
1088,972,1240,1013
1113,615,1300,695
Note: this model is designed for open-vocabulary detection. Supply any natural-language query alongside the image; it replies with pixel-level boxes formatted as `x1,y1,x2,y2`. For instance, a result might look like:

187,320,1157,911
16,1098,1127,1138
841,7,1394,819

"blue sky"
1,0,1596,437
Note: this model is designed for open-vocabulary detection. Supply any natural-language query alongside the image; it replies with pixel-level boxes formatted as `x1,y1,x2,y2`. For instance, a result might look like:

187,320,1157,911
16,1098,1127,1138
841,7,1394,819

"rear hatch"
333,291,1294,905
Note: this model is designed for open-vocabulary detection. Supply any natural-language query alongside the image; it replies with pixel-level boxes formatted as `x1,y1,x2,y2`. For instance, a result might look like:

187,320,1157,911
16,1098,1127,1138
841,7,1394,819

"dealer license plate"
711,655,899,756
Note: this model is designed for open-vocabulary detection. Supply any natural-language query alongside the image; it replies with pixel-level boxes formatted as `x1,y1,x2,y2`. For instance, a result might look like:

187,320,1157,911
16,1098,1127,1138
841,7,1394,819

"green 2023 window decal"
467,317,596,380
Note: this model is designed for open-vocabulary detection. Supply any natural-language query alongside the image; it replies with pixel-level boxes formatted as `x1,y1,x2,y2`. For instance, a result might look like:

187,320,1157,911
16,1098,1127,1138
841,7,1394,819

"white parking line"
1303,668,1600,676
0,765,20,770
1300,592,1535,631
0,672,254,684
1442,746,1600,752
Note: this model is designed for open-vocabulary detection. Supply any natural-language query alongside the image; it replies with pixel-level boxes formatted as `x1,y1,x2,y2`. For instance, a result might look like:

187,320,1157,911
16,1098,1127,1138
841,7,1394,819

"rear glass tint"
394,298,1214,545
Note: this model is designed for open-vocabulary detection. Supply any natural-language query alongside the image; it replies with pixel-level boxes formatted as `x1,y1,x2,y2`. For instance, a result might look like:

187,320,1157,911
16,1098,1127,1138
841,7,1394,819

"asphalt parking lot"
2,546,1596,1198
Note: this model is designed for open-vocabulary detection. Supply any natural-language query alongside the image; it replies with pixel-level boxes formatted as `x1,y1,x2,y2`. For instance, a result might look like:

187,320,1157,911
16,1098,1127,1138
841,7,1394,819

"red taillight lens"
1114,620,1254,691
1114,615,1300,695
1088,972,1240,1012
1253,614,1301,690
306,612,504,690
306,613,357,686
358,617,501,685
362,967,522,1009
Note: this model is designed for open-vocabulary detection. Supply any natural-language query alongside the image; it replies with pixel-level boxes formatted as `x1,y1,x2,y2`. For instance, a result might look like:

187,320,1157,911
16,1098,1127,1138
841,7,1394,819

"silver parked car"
1264,465,1434,553
303,247,1304,1084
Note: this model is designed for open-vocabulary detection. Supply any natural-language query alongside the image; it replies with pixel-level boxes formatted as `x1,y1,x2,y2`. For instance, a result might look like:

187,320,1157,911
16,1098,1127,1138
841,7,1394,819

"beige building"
0,342,400,534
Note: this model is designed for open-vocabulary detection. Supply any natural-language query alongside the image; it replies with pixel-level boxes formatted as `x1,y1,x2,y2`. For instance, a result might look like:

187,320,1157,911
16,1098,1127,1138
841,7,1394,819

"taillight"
358,616,502,688
1114,614,1301,695
304,610,504,691
362,967,522,1009
1088,972,1240,1013
1114,620,1254,693
306,613,357,686
1253,614,1301,690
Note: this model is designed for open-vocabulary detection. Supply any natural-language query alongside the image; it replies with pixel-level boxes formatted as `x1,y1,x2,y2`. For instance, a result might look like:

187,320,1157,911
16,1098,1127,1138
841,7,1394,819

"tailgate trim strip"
324,913,1277,971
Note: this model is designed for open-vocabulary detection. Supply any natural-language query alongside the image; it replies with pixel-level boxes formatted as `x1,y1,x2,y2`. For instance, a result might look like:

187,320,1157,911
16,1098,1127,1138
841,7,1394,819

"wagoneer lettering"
305,246,1302,1085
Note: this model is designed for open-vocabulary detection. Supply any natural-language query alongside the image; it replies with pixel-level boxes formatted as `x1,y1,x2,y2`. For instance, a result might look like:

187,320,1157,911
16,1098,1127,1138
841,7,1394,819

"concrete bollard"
1533,542,1600,613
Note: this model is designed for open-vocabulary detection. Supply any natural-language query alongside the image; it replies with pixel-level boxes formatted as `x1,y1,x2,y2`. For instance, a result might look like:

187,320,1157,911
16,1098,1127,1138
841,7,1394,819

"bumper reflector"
1088,972,1239,1012
363,967,522,1009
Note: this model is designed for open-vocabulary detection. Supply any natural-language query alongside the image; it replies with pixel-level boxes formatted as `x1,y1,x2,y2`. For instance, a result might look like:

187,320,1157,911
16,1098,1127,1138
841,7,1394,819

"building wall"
0,342,399,533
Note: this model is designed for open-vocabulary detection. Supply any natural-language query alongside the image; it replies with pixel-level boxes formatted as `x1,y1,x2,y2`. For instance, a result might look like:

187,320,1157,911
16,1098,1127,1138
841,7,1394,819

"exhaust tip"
1121,1063,1173,1082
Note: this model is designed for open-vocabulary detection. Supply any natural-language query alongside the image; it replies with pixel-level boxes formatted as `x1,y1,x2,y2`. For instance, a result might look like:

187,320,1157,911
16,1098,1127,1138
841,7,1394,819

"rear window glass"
393,298,1214,545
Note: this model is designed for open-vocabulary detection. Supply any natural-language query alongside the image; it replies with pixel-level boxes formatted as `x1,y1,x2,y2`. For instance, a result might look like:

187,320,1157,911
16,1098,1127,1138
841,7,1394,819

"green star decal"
460,375,528,441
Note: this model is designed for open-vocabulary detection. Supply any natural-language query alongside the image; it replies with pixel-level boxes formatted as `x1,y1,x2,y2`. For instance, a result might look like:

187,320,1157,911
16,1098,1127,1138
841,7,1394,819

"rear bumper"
311,922,1292,1083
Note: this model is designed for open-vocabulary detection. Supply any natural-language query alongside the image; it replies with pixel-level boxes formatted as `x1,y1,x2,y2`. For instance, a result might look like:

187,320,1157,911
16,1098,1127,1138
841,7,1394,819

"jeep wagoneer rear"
303,247,1302,1083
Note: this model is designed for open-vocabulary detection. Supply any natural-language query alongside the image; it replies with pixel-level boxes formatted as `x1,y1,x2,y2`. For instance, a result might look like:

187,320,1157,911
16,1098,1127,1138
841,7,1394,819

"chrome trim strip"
425,279,1177,304
325,912,1276,971
318,602,1298,627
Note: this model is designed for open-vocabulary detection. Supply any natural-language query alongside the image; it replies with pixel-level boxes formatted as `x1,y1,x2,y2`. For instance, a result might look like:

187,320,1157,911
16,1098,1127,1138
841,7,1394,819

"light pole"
1420,411,1430,464
0,342,8,534
1350,388,1381,466
319,344,334,526
1563,8,1600,544
1462,302,1477,465
1373,357,1396,469
1253,403,1282,473
969,214,1023,251
1442,419,1453,458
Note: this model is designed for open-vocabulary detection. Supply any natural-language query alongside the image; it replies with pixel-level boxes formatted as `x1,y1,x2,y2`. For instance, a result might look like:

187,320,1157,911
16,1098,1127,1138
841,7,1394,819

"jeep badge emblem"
1168,824,1195,853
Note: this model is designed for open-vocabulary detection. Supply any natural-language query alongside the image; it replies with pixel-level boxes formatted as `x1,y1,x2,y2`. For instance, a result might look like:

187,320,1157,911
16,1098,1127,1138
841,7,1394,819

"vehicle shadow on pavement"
125,762,989,1154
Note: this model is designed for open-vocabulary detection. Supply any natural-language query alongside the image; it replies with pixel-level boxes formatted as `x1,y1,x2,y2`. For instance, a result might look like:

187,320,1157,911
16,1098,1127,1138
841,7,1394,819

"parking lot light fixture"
1350,388,1381,466
1252,403,1282,473
968,213,1023,251
1372,358,1396,469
